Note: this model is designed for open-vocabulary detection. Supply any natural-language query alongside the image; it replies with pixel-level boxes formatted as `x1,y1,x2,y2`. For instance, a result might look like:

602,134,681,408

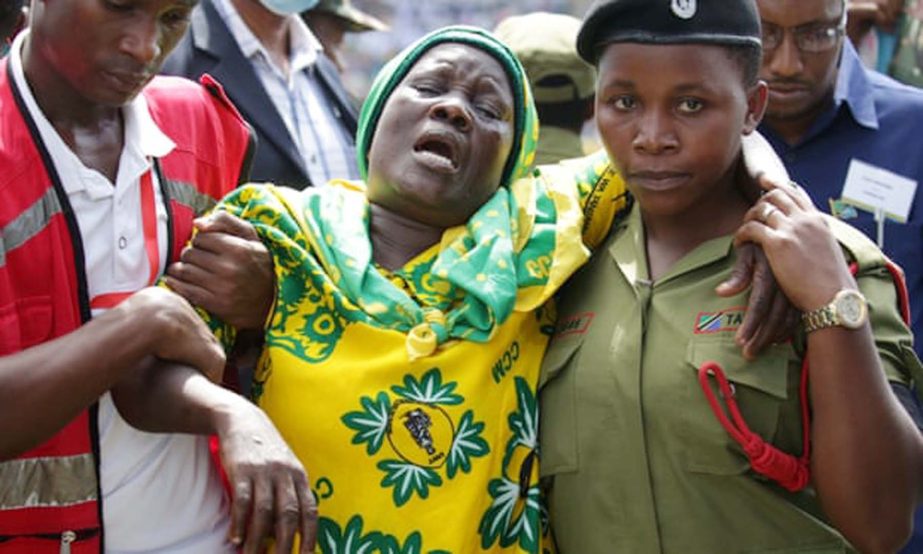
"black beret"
577,0,761,64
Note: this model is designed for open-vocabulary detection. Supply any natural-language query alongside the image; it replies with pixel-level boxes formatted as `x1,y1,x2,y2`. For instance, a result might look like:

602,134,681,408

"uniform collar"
608,204,735,288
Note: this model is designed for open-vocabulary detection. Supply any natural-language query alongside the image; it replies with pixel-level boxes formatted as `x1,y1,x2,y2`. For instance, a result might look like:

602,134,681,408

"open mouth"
413,135,459,172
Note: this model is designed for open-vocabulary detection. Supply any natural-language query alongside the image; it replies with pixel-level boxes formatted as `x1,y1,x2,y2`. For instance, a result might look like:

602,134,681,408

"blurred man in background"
162,0,359,190
302,0,387,74
755,0,923,548
494,11,596,165
757,0,923,357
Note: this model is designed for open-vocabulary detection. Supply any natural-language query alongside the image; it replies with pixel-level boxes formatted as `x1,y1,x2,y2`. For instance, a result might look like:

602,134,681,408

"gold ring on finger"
761,205,778,224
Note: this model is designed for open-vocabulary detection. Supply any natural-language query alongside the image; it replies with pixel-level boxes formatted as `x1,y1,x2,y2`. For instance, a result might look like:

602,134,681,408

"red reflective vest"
0,60,254,553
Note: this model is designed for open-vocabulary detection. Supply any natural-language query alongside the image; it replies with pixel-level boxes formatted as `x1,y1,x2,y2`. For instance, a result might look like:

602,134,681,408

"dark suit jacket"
161,0,359,189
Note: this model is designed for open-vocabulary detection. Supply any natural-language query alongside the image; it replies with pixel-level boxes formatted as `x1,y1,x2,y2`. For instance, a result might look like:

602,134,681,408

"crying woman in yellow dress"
192,25,783,553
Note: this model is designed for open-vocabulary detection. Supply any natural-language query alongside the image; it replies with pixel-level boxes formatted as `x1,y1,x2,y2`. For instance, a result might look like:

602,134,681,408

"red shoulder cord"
698,261,910,492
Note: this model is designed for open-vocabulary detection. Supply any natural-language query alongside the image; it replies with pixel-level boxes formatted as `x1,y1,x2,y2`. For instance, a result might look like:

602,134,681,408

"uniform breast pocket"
538,335,584,477
0,296,54,355
682,337,794,476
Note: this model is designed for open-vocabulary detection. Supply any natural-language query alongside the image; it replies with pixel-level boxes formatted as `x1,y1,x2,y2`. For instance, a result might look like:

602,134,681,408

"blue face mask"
257,0,318,16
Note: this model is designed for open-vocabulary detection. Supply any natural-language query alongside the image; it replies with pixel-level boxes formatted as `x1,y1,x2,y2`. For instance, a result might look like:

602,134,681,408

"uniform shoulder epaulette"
824,213,889,272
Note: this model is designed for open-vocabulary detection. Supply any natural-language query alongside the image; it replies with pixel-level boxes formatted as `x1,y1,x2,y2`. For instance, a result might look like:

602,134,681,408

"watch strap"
802,304,837,333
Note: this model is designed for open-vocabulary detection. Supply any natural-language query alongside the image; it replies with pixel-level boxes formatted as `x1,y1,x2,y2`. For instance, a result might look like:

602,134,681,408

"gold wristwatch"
802,289,868,333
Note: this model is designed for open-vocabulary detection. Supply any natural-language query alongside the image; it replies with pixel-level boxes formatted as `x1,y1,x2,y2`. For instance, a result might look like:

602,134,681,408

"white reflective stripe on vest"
0,187,62,267
162,178,219,216
0,454,97,509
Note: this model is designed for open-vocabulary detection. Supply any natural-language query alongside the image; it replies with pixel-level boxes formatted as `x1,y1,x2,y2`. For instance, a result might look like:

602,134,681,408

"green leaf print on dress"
317,515,382,554
318,521,448,554
377,460,444,506
391,368,463,405
342,392,392,456
341,368,490,507
478,377,542,552
377,532,423,554
446,410,489,479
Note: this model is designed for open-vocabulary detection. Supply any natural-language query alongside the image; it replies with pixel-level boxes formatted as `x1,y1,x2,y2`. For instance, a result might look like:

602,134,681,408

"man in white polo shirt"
0,0,315,552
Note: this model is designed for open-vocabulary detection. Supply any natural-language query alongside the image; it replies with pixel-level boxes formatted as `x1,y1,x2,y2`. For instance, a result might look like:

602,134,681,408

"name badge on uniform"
841,159,917,224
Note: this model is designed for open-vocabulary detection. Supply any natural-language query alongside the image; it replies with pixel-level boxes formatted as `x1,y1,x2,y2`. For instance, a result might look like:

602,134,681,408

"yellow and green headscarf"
356,25,540,188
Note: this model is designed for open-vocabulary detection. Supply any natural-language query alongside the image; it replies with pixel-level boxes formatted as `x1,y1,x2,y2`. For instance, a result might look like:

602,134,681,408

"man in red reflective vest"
0,0,315,552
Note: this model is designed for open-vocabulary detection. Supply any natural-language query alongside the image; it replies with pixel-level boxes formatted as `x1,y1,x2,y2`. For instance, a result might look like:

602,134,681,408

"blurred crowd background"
337,0,595,99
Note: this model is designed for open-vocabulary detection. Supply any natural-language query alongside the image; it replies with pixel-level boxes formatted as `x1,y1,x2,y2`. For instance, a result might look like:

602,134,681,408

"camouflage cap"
311,0,388,33
494,12,596,104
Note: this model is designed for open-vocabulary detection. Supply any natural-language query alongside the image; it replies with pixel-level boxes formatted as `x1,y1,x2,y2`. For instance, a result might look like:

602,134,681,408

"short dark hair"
724,43,762,87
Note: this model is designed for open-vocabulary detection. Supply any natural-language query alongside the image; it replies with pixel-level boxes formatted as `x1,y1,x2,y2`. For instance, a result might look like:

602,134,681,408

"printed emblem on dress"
341,368,490,507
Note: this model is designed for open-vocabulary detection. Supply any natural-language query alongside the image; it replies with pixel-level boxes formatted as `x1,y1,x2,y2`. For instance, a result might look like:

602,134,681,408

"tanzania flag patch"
694,307,745,334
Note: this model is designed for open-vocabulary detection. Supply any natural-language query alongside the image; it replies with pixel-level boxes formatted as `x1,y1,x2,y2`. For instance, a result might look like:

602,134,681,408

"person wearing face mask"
161,0,359,191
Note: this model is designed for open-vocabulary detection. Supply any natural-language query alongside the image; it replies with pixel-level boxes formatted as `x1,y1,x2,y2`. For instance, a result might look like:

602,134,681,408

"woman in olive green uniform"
540,1,923,552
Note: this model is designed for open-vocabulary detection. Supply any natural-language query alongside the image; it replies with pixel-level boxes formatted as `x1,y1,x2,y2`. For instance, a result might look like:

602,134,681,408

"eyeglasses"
761,13,847,54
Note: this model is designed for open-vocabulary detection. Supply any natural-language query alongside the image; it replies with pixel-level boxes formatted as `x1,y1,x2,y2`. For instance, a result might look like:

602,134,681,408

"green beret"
577,0,761,64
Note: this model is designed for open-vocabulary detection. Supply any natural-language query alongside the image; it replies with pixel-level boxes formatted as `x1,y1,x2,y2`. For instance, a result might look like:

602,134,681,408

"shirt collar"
608,203,735,287
9,30,175,194
288,11,321,71
214,0,320,71
833,40,879,131
124,92,176,159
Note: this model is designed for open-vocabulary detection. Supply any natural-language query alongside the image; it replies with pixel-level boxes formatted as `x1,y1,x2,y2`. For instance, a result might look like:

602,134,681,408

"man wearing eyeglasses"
756,1,923,551
758,0,923,357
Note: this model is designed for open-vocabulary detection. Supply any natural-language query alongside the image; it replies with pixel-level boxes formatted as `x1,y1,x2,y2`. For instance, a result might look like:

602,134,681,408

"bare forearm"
809,326,923,553
112,357,317,552
0,286,226,461
0,305,159,460
111,358,242,436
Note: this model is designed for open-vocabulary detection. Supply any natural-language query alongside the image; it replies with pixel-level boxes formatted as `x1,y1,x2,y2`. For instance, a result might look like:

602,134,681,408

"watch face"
835,290,867,328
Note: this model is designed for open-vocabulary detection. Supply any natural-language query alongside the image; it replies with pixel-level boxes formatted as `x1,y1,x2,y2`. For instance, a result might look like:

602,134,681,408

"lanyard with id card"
838,159,918,248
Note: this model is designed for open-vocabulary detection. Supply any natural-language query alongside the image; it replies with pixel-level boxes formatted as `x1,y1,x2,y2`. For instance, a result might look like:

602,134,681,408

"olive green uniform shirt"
540,205,922,553
535,126,585,166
